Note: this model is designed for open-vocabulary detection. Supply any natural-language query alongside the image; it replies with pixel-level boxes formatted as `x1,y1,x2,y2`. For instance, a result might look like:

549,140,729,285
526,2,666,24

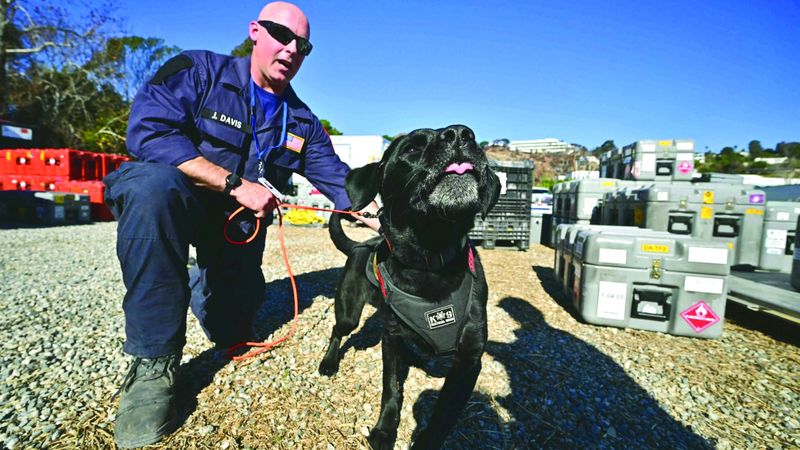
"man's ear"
480,168,501,219
345,162,381,211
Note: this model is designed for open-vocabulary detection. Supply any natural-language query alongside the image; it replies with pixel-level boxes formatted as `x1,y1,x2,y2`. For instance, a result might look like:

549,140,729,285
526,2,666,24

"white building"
509,138,579,154
289,135,390,220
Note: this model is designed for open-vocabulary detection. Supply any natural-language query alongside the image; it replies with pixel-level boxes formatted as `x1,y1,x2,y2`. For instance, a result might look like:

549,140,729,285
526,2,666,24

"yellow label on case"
634,207,644,225
602,181,615,187
727,242,735,251
746,208,764,215
642,244,670,253
702,191,714,204
701,206,713,219
54,195,64,204
658,140,672,147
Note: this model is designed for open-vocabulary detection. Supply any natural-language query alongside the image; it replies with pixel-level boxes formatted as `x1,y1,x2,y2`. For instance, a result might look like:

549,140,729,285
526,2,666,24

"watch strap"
223,173,241,194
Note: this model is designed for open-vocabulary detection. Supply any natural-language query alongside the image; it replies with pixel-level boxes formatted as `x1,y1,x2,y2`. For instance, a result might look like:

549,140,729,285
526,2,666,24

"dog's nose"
439,125,475,145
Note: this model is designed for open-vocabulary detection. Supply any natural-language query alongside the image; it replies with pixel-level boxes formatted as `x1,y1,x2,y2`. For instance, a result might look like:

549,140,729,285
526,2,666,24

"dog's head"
346,124,500,224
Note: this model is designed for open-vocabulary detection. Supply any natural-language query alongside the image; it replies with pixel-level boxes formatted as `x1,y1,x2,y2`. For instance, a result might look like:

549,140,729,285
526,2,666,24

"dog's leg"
411,326,485,450
368,327,408,450
319,262,371,376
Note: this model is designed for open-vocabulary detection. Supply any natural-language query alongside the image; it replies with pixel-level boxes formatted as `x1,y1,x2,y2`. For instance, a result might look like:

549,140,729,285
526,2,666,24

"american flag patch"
284,132,305,153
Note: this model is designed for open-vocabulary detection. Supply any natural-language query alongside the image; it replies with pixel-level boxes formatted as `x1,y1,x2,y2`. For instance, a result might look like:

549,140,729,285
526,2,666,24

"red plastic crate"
0,175,34,190
0,149,38,176
84,153,103,180
102,153,130,178
38,148,92,179
28,175,58,191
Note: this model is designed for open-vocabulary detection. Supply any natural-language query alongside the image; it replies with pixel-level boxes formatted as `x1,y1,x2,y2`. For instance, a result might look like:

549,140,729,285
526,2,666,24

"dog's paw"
367,428,396,450
318,356,340,377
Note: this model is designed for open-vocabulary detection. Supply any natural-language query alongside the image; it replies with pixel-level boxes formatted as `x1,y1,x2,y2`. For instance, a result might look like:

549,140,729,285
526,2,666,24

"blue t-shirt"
253,82,282,124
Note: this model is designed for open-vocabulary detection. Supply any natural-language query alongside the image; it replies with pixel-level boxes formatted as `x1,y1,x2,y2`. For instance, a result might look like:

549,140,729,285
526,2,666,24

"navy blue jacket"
126,50,351,209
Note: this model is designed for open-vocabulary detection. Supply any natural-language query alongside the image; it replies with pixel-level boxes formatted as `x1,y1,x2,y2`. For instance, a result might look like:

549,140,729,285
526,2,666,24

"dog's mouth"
420,160,482,219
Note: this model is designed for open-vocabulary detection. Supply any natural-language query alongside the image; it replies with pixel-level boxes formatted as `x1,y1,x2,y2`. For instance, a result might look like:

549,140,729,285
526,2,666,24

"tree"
2,1,181,153
88,36,180,101
2,0,120,113
231,36,252,57
748,140,764,158
591,139,616,156
320,119,341,135
478,140,488,149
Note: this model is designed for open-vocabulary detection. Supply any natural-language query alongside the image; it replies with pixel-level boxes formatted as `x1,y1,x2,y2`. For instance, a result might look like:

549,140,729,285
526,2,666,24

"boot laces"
112,354,177,399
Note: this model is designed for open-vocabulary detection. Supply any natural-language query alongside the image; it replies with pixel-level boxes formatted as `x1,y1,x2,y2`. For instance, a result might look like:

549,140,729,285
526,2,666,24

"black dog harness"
365,241,477,355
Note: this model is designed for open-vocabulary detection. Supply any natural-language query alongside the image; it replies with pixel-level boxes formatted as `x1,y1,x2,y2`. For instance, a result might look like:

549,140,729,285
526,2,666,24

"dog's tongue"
445,162,474,175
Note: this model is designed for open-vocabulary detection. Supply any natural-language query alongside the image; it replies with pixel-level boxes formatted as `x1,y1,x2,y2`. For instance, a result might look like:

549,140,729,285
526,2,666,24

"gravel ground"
0,221,798,449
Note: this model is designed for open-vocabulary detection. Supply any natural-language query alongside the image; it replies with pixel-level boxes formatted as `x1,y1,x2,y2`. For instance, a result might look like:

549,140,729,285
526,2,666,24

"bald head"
249,2,311,94
257,2,310,36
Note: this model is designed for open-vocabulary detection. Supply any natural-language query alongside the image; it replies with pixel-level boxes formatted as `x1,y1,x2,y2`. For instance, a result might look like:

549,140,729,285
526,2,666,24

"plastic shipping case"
569,226,731,339
621,140,696,182
470,160,533,250
759,201,800,272
566,178,631,223
627,182,765,267
554,224,640,299
0,191,91,224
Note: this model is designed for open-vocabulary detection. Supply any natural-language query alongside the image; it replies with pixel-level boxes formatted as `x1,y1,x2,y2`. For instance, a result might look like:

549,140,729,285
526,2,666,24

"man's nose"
438,125,475,146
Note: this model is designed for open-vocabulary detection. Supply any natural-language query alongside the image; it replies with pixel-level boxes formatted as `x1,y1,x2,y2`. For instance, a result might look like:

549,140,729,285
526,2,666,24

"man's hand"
232,179,279,219
353,201,381,232
176,157,279,219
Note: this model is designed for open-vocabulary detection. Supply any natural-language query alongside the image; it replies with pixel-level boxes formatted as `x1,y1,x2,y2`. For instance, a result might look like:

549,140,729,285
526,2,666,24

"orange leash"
224,202,366,361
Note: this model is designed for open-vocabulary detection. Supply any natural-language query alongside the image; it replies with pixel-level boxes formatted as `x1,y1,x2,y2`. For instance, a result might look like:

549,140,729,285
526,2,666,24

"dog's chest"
365,252,476,356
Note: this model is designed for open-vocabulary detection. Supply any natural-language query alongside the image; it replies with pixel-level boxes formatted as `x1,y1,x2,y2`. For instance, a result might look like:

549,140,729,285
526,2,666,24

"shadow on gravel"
410,297,713,449
724,302,800,347
532,265,578,317
174,267,341,428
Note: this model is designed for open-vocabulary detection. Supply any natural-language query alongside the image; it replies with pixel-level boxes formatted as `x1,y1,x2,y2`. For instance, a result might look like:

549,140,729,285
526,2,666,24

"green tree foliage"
592,139,616,156
320,119,341,135
231,37,253,57
2,0,179,153
748,140,764,157
537,177,557,191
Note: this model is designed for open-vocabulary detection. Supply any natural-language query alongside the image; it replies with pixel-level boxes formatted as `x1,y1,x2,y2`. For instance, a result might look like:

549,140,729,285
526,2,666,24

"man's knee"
109,162,195,208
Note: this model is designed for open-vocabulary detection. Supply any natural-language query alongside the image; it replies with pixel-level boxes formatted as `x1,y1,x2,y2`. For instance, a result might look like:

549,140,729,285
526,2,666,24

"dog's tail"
328,212,358,255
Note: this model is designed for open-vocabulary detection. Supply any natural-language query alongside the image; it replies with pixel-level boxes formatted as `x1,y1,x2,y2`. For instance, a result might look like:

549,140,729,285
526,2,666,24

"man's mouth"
277,59,292,69
444,162,474,175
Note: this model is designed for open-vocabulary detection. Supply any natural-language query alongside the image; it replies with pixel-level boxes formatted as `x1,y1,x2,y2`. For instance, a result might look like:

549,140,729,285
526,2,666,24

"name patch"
425,305,456,330
201,108,251,133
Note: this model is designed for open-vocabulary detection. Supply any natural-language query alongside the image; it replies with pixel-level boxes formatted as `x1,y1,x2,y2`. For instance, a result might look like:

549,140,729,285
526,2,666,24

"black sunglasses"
258,20,313,56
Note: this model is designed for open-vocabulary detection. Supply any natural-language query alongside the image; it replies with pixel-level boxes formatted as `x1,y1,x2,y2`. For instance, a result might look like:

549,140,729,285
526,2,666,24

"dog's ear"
345,162,381,211
480,169,501,219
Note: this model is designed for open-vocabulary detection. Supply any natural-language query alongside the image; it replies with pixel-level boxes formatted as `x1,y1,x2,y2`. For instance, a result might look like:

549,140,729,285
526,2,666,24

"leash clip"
258,177,284,203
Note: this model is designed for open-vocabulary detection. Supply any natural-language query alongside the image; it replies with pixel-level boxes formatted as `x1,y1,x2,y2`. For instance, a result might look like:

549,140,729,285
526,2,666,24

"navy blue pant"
104,162,267,358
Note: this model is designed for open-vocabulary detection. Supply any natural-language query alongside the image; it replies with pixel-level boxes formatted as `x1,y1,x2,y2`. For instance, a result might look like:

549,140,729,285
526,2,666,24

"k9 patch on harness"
426,305,456,329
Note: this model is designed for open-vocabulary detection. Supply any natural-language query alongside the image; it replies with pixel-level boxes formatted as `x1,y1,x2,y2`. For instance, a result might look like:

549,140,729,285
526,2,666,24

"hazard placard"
680,301,720,333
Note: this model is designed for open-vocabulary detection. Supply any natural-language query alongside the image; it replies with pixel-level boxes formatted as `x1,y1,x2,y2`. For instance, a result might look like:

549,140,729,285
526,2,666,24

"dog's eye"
405,146,420,155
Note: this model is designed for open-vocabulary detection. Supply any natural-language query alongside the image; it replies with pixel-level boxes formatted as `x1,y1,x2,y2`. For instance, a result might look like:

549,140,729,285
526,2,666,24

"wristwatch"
223,173,242,194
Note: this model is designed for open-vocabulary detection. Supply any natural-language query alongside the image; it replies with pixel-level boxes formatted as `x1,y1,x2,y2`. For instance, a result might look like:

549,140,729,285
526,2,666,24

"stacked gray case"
621,140,695,182
569,226,731,338
627,183,766,267
759,201,800,272
554,224,639,299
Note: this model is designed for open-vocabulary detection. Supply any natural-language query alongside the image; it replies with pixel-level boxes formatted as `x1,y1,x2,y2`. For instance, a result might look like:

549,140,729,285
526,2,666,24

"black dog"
319,125,500,449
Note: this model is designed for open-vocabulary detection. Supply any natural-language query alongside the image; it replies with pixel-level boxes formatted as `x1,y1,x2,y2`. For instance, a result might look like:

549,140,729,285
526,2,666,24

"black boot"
114,353,181,448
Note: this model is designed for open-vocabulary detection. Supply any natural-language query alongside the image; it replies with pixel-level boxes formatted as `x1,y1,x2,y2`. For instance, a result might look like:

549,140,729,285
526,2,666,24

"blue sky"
120,0,799,152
